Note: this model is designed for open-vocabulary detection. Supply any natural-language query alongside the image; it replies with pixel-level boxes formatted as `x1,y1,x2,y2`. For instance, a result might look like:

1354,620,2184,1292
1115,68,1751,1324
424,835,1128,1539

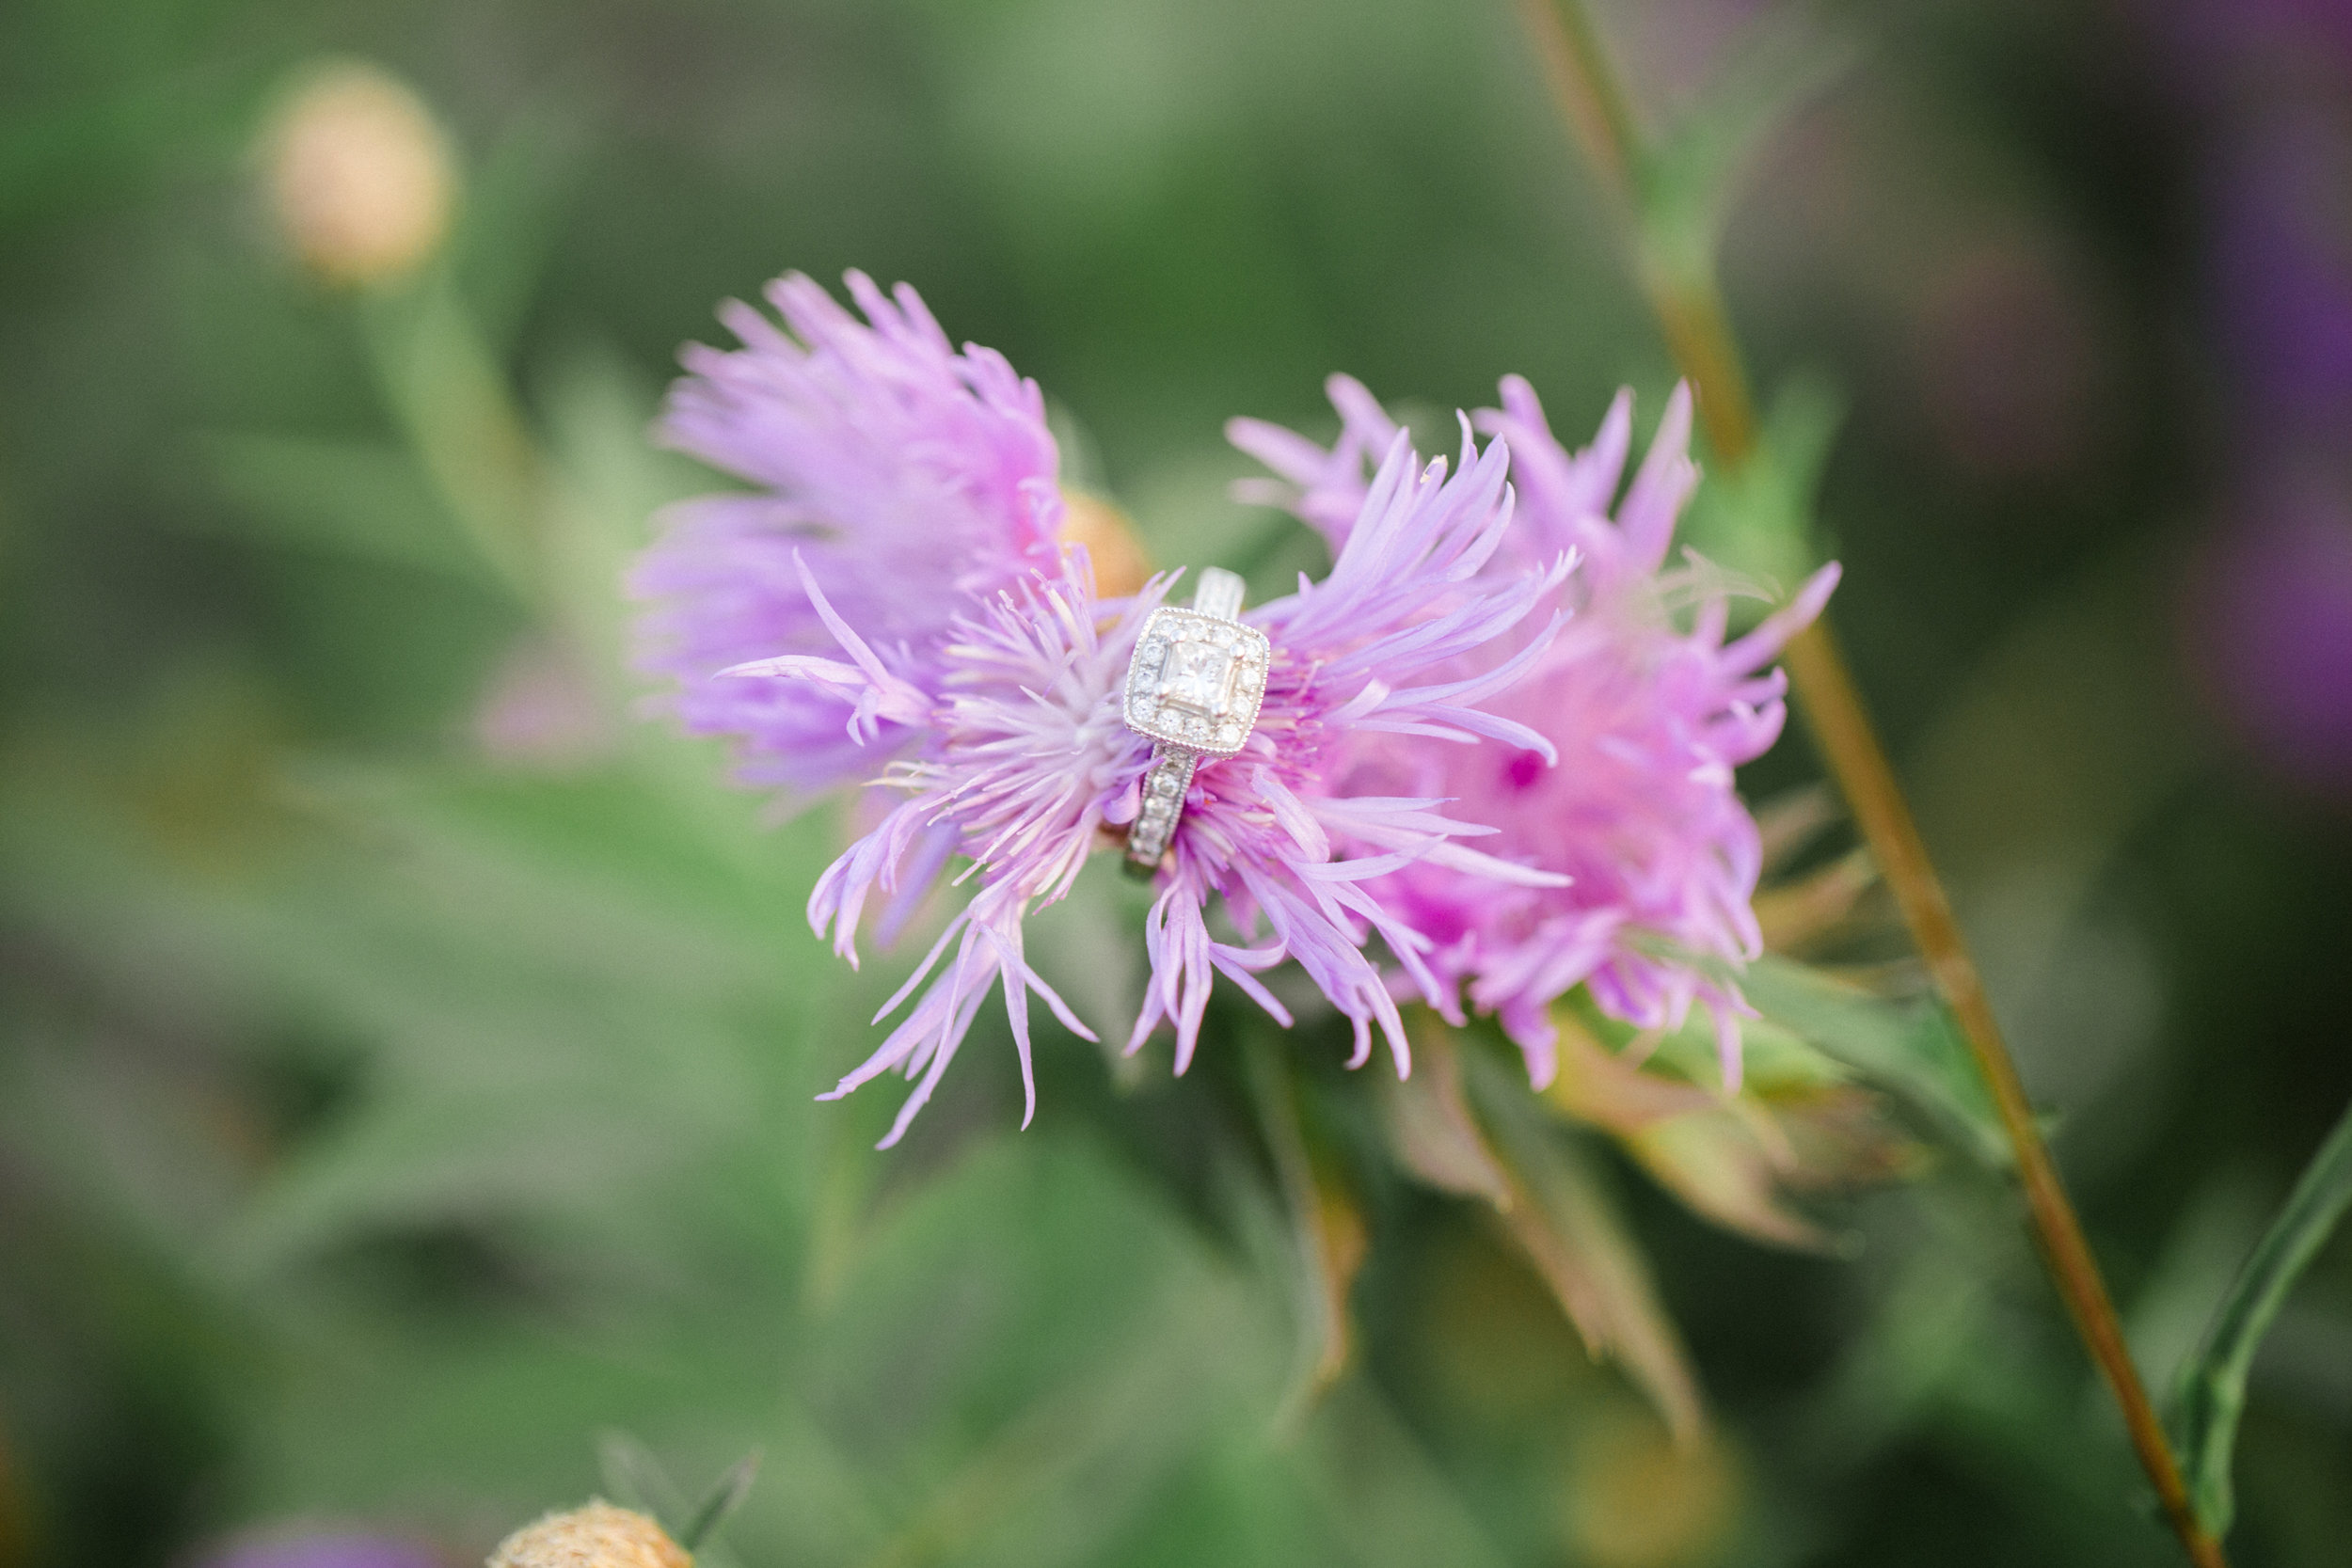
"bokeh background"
3,1,2350,1565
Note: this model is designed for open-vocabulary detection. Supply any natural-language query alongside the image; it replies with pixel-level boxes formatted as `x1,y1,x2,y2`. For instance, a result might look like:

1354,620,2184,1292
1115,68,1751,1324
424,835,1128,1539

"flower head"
629,272,1066,796
1236,376,1838,1089
489,1503,687,1568
262,61,454,287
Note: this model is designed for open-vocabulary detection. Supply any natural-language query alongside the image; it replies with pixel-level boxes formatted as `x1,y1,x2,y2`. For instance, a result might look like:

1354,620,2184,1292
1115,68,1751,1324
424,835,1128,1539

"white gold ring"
1122,567,1270,871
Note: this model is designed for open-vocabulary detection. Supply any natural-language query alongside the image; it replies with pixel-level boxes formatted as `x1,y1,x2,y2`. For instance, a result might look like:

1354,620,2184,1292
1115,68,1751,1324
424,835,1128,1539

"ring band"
1122,567,1271,871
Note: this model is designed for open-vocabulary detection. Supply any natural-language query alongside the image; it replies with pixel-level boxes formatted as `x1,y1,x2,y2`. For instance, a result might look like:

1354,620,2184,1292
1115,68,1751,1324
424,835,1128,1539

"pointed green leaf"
1621,1113,1836,1254
2174,1098,2352,1535
598,1429,687,1528
678,1450,763,1553
1735,956,2010,1169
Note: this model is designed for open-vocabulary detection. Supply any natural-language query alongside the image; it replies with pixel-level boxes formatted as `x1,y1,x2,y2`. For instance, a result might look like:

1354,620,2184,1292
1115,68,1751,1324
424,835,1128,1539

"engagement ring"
1122,567,1270,871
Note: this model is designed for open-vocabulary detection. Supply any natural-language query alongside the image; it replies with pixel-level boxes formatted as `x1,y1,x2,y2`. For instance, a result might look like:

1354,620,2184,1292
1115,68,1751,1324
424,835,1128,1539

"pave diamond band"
1123,567,1265,871
1123,751,1197,869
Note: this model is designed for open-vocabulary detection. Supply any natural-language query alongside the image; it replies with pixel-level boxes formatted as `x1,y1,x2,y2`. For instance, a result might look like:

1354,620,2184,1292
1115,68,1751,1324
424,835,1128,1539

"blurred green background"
4,1,2350,1565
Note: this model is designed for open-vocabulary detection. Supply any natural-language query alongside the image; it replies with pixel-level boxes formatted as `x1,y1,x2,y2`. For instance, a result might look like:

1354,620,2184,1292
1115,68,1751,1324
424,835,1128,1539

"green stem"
358,274,550,610
1516,5,2229,1564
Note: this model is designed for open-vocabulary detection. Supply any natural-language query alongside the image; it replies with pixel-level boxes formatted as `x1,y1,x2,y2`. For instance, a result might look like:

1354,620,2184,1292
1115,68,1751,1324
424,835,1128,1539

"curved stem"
1782,623,2224,1568
1518,4,2229,1564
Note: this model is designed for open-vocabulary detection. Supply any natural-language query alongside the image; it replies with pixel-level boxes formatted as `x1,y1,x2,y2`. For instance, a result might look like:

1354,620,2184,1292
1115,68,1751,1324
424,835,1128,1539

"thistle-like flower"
629,272,1067,796
1235,376,1838,1089
718,429,1565,1145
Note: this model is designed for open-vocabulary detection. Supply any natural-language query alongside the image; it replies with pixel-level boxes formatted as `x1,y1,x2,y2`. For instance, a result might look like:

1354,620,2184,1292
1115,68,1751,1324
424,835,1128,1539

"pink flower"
1236,376,1838,1090
634,275,1709,1143
628,272,1066,796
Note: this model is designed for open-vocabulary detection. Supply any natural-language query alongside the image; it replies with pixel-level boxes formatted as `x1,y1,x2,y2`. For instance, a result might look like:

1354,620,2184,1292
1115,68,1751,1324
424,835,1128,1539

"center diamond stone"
1158,637,1238,719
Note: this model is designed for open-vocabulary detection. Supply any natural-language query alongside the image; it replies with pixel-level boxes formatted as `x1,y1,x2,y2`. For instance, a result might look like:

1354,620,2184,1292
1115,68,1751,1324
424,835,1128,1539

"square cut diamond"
1159,639,1237,717
1123,608,1269,757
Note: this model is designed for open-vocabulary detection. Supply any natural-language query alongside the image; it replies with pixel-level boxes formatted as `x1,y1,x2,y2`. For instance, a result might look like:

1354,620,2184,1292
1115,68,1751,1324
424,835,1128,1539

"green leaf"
1462,1047,1705,1442
1537,995,1917,1253
1243,1038,1365,1421
598,1429,689,1525
1736,956,2011,1170
2173,1098,2352,1535
1621,1114,1836,1255
678,1450,763,1552
1680,372,1844,590
1377,1013,1513,1209
1634,10,1857,289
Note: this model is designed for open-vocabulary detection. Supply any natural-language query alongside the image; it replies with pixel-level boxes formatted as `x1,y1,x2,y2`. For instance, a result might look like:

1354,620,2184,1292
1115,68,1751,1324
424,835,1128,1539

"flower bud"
485,1502,689,1568
261,61,455,287
1057,488,1152,598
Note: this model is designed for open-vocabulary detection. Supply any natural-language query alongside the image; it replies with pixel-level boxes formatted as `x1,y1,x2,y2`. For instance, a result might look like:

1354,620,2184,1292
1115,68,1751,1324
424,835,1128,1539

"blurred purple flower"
629,272,1066,796
2152,0,2352,787
731,430,1564,1144
2187,489,2352,793
473,635,614,769
199,1532,442,1568
1236,377,1836,1089
2209,108,2352,438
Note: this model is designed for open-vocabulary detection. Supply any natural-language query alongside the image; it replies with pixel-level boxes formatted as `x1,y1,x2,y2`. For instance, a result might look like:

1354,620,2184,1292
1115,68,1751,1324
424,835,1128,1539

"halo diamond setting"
1123,608,1270,759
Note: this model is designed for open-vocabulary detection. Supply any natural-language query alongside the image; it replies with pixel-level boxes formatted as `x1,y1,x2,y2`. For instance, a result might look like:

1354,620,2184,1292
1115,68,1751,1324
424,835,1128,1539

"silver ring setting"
1122,567,1269,870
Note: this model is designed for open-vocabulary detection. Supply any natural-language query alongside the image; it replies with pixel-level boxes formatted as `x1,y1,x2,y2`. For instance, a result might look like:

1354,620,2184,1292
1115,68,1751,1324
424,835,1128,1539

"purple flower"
727,432,1565,1144
1236,377,1837,1089
634,275,1741,1142
199,1532,443,1568
629,272,1066,796
2186,486,2352,792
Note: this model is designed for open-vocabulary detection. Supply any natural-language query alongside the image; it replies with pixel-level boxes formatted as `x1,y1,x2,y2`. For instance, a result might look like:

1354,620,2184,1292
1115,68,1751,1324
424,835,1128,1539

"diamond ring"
1122,567,1271,871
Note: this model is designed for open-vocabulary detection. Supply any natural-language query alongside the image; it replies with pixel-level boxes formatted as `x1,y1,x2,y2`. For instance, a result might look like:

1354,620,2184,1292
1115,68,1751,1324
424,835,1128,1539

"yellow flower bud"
486,1501,691,1568
261,61,455,287
1057,488,1153,599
